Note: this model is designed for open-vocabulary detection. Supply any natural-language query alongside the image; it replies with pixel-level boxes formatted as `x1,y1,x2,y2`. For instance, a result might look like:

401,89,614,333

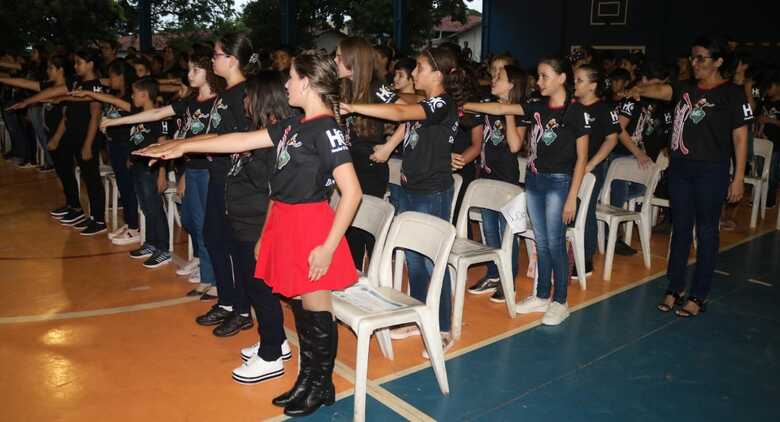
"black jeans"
204,173,237,308
347,148,389,269
667,158,730,300
131,162,168,251
106,141,139,229
232,237,286,359
53,139,105,222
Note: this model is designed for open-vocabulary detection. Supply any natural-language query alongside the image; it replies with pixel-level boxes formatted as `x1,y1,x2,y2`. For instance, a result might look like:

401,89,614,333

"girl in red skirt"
134,52,362,418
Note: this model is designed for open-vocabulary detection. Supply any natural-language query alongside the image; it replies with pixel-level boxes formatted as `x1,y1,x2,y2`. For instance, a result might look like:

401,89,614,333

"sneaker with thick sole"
489,285,506,303
72,217,93,231
467,277,500,295
542,302,570,326
390,325,421,340
213,313,253,337
176,258,200,276
60,210,86,226
196,304,232,326
108,224,128,240
112,229,141,246
188,271,201,283
232,355,284,384
516,295,551,314
129,244,156,260
241,340,293,362
50,206,71,219
143,251,172,268
81,220,107,236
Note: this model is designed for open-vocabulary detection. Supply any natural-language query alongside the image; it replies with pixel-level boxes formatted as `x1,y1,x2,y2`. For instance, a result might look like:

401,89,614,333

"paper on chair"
500,191,529,234
333,284,406,312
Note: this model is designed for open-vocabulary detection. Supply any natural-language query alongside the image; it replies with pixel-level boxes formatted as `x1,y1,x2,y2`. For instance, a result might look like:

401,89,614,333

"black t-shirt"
401,94,459,192
267,115,352,203
171,95,220,170
452,106,482,178
580,100,620,159
345,82,397,171
761,100,780,144
519,98,590,174
644,101,674,160
225,148,274,242
480,111,520,184
64,77,106,142
614,98,658,155
128,119,171,153
103,92,136,144
40,81,63,133
209,82,251,176
670,81,754,162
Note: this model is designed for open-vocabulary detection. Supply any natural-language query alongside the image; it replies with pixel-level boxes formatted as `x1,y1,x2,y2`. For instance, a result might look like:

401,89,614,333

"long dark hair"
691,34,736,79
339,37,381,137
422,46,474,106
217,32,259,77
503,65,528,104
190,43,225,93
245,70,294,129
74,48,103,78
107,59,137,95
292,52,342,127
47,54,73,82
577,63,609,98
538,55,573,103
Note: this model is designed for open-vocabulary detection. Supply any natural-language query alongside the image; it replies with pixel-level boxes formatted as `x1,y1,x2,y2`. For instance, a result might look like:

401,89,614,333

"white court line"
0,296,199,324
748,278,773,287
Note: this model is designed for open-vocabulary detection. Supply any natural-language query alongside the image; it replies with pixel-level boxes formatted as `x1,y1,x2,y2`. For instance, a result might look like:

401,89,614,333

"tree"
119,0,237,32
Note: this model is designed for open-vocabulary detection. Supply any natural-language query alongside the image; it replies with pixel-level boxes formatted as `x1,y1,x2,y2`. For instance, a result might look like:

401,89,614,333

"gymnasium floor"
1,158,778,422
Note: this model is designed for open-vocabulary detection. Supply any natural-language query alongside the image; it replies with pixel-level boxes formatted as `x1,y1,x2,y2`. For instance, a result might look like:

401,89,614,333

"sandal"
656,290,682,312
675,296,707,318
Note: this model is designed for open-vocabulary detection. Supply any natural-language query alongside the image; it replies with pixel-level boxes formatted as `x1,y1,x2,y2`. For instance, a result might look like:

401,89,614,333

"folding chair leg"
603,222,619,281
103,177,110,230
572,233,587,290
353,326,372,422
393,250,405,292
419,317,449,395
496,256,517,317
375,328,394,360
750,184,761,228
597,220,605,254
639,217,652,268
450,265,467,340
111,178,119,231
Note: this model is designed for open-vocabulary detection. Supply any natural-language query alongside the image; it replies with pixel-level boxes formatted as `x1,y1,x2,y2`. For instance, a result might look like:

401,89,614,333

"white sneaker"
542,302,570,326
176,258,200,276
422,332,455,359
516,295,551,314
111,228,141,246
240,340,292,362
390,325,421,340
188,271,201,283
232,355,284,384
108,224,128,240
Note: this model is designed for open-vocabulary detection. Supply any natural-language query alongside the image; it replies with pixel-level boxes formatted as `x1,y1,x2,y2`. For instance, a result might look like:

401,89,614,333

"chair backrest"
517,156,528,184
450,173,463,221
573,172,596,230
388,158,402,186
753,138,774,180
599,156,658,205
378,212,456,314
454,178,523,238
349,196,396,281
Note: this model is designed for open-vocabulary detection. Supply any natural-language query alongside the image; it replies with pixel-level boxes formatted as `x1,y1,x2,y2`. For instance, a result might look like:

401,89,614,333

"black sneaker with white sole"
50,206,70,218
72,217,93,231
59,209,86,225
143,251,172,268
213,313,254,337
130,244,156,260
81,220,107,236
468,277,500,295
489,285,506,303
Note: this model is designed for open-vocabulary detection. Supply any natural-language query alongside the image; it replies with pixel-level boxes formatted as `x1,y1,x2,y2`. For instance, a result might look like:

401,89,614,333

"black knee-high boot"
283,310,337,417
272,300,313,407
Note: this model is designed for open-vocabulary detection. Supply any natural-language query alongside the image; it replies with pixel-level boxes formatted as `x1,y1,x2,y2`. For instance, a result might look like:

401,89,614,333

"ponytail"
216,32,259,77
578,63,609,98
422,47,476,105
291,52,343,128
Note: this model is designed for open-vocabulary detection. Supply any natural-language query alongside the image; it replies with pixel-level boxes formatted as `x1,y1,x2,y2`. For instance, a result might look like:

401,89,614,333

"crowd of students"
2,32,779,417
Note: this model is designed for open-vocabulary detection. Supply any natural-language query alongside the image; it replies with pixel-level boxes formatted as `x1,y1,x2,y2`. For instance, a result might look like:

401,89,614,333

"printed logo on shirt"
752,87,761,98
609,111,619,124
621,101,635,115
583,112,594,129
425,96,447,113
326,128,349,153
742,103,754,120
376,85,396,104
129,124,151,146
403,122,421,150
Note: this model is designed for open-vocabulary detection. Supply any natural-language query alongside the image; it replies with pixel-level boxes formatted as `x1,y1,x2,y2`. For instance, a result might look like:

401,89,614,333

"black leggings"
52,139,105,222
346,148,389,269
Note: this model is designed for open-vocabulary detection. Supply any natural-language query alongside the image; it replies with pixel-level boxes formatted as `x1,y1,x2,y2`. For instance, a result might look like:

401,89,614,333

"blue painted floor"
307,231,780,421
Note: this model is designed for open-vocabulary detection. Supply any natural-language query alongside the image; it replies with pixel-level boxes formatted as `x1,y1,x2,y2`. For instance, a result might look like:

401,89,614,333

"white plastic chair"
331,211,455,422
163,172,181,253
99,163,118,231
596,157,660,281
747,138,774,227
451,173,463,222
448,179,520,340
566,172,596,290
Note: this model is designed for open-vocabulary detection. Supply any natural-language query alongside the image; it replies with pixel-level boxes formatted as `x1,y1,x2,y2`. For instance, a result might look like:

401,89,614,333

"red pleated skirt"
254,200,357,298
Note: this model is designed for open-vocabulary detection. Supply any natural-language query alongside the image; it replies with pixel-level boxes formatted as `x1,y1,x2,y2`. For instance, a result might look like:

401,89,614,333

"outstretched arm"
463,102,525,116
101,105,176,128
0,77,42,92
133,129,273,160
71,90,132,112
341,102,427,122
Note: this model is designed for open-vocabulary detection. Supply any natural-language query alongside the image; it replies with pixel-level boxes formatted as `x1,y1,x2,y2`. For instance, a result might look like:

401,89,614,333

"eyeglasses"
212,52,229,60
689,55,712,64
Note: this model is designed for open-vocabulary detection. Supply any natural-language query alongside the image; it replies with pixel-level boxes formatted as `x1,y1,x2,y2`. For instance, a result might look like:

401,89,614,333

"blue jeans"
28,106,53,166
526,172,571,304
481,208,519,280
585,161,608,262
397,185,453,332
132,162,169,252
608,152,646,209
106,141,139,229
182,169,215,285
667,159,729,300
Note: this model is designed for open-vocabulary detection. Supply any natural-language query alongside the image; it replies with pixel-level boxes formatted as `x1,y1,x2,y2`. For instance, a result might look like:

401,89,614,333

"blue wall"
483,0,779,67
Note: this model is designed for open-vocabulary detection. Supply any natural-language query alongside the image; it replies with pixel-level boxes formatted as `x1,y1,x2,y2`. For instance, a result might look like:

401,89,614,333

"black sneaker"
213,313,254,337
143,250,172,268
468,277,500,295
196,304,233,326
489,285,506,303
50,206,70,219
129,244,156,260
72,217,93,231
571,261,594,279
81,220,107,236
60,209,86,225
614,240,637,256
38,165,55,173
